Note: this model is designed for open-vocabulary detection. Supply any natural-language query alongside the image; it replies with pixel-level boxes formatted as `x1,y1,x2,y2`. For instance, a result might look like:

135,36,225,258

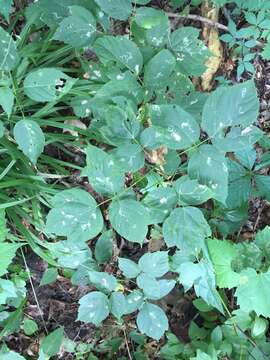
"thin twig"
167,12,229,31
123,327,133,360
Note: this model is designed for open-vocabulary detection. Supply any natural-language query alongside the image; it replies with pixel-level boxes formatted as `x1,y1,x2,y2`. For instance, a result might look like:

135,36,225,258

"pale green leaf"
136,274,175,300
0,87,14,117
144,49,176,89
53,6,96,47
23,318,38,336
23,68,76,102
0,0,13,21
88,271,118,293
94,0,132,20
118,258,141,279
111,144,144,172
82,145,125,195
137,303,168,340
201,80,259,138
207,239,241,289
0,27,18,71
125,290,144,314
40,268,58,286
78,291,110,325
140,104,200,150
188,145,228,204
163,207,211,253
0,279,17,304
45,188,103,242
236,268,270,317
0,242,21,277
109,199,149,244
110,292,127,319
94,230,113,264
94,35,143,74
40,327,64,357
138,251,169,278
14,119,45,164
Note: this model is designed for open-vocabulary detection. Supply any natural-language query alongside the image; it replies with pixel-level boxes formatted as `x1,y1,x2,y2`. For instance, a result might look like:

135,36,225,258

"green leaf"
0,279,17,304
0,27,18,71
14,119,45,164
207,239,241,289
111,144,144,172
0,242,21,277
163,207,211,253
137,274,175,300
48,240,92,269
236,268,270,317
23,318,38,336
201,80,259,138
0,350,26,360
23,68,76,102
133,7,169,48
109,199,149,244
140,104,200,150
188,145,228,204
179,261,223,312
40,268,58,286
0,0,13,21
170,27,209,76
138,251,169,278
94,35,143,74
0,210,8,241
142,187,177,224
262,41,270,60
0,87,14,117
89,271,118,293
45,188,103,242
78,291,110,325
251,316,267,338
94,230,113,264
144,49,176,89
110,292,127,319
40,327,64,357
82,145,125,195
192,350,214,360
94,0,132,20
118,258,141,278
0,121,4,138
53,6,96,47
125,290,144,314
255,226,270,256
255,175,270,202
137,303,168,340
174,175,214,206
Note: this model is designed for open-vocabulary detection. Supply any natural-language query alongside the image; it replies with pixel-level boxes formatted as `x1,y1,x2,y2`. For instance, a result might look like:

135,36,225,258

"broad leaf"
78,291,110,325
142,187,177,224
40,327,64,357
179,261,223,312
137,303,168,340
94,0,132,20
140,104,200,150
94,230,113,264
138,251,169,278
111,144,144,172
0,243,21,277
94,35,143,74
0,27,18,71
163,207,211,253
53,6,96,47
0,0,13,21
23,68,76,102
45,188,103,242
110,292,127,319
109,199,149,244
170,27,210,76
14,119,45,164
88,271,118,293
82,145,125,195
0,87,14,117
144,49,176,89
137,274,175,300
118,258,141,279
188,145,228,204
201,80,259,138
235,268,270,317
0,279,16,304
174,175,214,206
126,290,144,314
207,239,241,289
0,350,26,360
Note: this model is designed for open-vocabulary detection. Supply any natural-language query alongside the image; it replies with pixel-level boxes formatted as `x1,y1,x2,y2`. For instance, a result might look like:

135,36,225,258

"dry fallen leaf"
145,146,168,165
201,0,223,91
63,119,87,137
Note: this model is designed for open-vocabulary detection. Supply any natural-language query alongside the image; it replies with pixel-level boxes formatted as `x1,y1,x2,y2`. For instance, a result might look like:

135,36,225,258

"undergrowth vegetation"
0,0,270,359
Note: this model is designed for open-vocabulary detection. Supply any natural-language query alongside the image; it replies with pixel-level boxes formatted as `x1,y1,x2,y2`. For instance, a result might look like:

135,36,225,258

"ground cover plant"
0,0,270,359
